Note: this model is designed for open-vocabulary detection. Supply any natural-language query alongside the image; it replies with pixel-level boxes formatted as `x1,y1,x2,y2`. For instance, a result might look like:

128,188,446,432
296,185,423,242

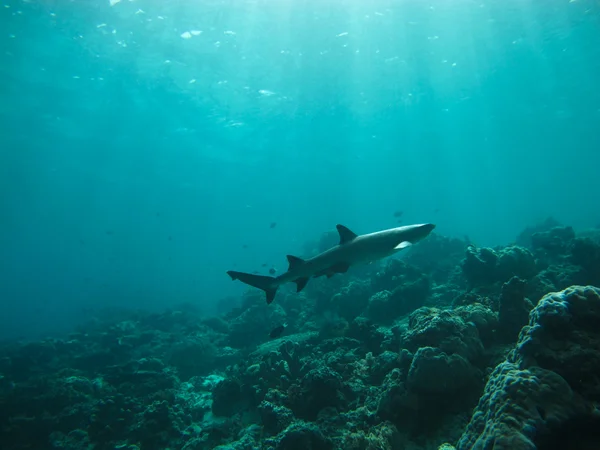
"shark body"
227,223,436,304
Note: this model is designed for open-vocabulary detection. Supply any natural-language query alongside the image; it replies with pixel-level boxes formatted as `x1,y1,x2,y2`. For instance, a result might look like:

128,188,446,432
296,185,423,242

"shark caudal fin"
226,271,278,304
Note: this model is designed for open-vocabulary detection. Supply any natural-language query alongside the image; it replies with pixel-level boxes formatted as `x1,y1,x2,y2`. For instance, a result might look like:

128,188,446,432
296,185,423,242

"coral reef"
457,285,600,450
1,220,599,450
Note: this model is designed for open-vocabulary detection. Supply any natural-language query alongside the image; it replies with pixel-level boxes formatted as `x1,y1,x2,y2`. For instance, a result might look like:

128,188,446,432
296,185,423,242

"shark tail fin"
227,271,278,304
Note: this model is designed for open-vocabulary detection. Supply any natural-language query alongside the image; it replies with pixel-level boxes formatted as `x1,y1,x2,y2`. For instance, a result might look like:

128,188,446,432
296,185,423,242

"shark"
227,222,436,304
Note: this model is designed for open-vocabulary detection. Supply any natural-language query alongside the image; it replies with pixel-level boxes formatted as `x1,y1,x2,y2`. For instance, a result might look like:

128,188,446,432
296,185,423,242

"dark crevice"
535,413,600,450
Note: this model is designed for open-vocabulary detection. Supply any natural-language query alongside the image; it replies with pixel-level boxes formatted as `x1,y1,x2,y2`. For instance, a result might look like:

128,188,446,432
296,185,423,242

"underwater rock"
102,358,179,399
457,362,592,450
570,237,600,285
332,421,402,450
366,271,430,323
329,280,371,321
259,400,295,434
374,344,483,439
227,302,287,348
181,419,241,450
498,277,534,342
370,261,431,316
462,246,498,286
516,285,600,398
457,285,600,449
365,290,394,323
244,339,315,398
201,316,230,334
129,399,191,449
438,444,457,450
175,378,213,422
453,304,498,347
431,283,465,308
515,217,562,249
317,316,350,340
375,377,412,426
268,421,333,450
212,424,264,450
49,429,91,450
368,350,403,385
404,233,468,284
401,307,484,363
462,245,537,287
167,336,217,380
212,378,244,417
496,246,537,281
531,225,575,255
406,347,481,395
451,290,492,308
527,264,588,304
291,367,345,421
346,316,385,354
525,270,559,304
375,368,469,436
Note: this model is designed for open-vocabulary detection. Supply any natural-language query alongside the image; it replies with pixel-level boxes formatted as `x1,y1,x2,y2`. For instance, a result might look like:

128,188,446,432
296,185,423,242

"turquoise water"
1,0,599,338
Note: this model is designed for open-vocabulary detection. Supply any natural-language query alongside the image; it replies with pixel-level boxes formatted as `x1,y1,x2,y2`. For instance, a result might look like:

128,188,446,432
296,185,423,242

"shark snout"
425,223,436,231
419,223,436,234
416,223,436,240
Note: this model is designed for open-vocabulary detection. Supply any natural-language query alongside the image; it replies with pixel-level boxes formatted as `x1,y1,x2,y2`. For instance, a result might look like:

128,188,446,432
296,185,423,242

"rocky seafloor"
1,218,600,450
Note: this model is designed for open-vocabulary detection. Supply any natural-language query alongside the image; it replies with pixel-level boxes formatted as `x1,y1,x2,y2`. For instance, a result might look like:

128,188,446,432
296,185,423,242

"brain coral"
457,286,600,450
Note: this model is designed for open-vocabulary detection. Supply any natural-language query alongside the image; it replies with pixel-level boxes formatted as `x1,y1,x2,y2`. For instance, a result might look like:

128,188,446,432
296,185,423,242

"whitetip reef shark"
227,223,436,304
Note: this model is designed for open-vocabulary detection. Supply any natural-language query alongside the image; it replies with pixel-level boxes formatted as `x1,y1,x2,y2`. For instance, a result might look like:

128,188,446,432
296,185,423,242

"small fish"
269,323,287,339
270,222,277,229
434,208,440,214
242,244,248,249
168,236,173,241
106,230,114,235
268,267,277,275
261,263,268,267
393,210,403,218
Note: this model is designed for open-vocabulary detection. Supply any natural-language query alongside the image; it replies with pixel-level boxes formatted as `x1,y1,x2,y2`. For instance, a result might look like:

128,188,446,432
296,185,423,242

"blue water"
1,0,599,339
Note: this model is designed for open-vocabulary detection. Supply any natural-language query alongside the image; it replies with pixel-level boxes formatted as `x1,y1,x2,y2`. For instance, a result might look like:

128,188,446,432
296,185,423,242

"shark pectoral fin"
286,255,305,271
395,241,413,250
336,224,358,245
266,288,277,304
323,262,351,278
295,277,309,292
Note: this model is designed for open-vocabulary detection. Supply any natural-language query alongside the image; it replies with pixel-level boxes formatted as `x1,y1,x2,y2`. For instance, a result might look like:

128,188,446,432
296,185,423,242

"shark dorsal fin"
336,224,358,245
286,255,305,271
